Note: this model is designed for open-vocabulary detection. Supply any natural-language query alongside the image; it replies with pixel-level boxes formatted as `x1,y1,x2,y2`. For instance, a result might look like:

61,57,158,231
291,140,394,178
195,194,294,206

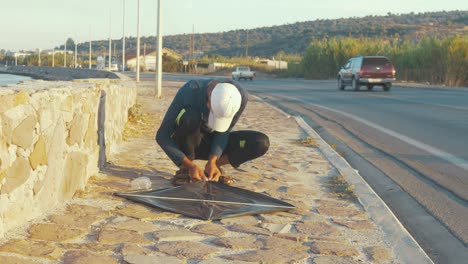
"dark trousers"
174,109,269,168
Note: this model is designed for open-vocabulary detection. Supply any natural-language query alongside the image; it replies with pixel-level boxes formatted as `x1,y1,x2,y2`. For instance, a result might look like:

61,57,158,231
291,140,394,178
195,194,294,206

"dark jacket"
156,79,248,166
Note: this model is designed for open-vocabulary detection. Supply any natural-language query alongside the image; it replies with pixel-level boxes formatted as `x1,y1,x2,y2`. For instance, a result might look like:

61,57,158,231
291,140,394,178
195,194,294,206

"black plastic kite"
116,181,295,220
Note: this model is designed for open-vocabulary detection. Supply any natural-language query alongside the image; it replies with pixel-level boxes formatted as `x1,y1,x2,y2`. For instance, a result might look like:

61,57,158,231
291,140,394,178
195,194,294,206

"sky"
1,0,466,51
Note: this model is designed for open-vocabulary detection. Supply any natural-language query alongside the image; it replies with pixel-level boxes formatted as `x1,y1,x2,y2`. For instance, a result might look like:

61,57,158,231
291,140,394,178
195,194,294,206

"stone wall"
0,76,136,237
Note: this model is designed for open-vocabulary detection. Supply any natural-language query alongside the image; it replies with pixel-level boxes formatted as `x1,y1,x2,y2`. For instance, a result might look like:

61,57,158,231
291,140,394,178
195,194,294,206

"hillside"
76,10,468,57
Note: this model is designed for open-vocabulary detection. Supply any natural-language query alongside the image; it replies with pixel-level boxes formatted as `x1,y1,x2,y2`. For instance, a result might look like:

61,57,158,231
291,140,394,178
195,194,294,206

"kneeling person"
156,79,269,185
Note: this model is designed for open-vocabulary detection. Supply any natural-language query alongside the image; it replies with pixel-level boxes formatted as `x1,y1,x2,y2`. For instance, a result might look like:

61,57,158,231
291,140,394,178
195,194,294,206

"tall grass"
302,35,468,86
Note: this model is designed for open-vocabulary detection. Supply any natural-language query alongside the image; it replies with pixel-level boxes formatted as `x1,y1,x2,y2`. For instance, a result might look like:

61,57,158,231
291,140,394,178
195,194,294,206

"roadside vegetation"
302,35,468,87
329,174,357,201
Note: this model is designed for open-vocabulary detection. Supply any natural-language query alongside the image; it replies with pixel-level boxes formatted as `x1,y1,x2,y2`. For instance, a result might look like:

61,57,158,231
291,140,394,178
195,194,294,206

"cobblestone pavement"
0,81,397,264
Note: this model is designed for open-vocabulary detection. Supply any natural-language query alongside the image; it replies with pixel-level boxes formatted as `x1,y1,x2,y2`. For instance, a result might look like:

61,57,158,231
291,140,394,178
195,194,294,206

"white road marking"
281,94,468,173
366,93,468,111
314,103,468,173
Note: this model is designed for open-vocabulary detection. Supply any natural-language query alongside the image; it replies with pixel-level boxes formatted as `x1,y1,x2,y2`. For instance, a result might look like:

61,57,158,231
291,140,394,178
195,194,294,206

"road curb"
294,116,434,264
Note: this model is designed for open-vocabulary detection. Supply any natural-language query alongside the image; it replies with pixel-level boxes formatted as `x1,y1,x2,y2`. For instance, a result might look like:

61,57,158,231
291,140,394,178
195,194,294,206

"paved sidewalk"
0,80,401,264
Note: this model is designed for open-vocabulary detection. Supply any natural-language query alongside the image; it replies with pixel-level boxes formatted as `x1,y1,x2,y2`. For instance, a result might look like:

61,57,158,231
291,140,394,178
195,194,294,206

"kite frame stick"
119,193,296,209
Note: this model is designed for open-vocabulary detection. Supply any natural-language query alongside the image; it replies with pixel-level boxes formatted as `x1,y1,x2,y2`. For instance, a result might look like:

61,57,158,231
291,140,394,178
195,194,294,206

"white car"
232,66,256,81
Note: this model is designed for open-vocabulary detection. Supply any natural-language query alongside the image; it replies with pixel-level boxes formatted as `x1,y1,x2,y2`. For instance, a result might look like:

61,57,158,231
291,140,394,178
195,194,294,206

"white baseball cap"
208,83,242,132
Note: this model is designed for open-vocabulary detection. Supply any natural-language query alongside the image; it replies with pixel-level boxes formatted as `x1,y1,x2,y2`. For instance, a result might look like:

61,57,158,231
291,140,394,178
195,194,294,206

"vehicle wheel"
249,77,253,81
232,75,235,80
352,77,360,91
383,83,392,91
367,85,374,91
338,77,345,90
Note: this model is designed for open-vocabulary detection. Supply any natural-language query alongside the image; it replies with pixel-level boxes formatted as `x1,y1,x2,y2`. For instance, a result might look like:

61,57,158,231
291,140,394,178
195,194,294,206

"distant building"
259,59,288,70
45,50,73,55
126,48,182,71
5,51,33,57
208,62,234,71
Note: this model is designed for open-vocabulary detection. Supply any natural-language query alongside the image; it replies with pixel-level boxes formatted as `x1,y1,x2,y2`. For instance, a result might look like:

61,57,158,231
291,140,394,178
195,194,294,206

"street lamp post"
136,0,140,82
122,0,126,72
64,41,67,67
38,49,41,66
74,42,78,68
155,0,162,98
108,9,112,71
89,30,92,69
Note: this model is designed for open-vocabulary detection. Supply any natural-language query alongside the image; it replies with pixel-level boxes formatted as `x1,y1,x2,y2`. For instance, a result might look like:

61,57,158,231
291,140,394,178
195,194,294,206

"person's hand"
181,157,207,182
188,164,207,182
205,156,221,182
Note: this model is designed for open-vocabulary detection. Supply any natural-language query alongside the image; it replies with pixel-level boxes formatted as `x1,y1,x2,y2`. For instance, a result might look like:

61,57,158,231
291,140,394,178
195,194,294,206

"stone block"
62,250,118,264
60,95,73,112
313,256,360,264
62,151,88,199
84,113,98,149
259,236,308,251
12,115,37,149
2,105,35,136
28,223,88,242
229,224,272,236
2,156,31,194
190,223,229,237
212,237,260,250
49,204,110,229
14,90,30,106
295,222,341,239
67,112,90,146
310,241,359,257
155,241,219,259
105,216,160,233
0,239,64,260
153,229,204,242
0,93,15,114
260,223,292,233
222,248,309,263
29,135,48,170
124,254,184,264
0,255,40,264
220,215,260,226
98,228,152,244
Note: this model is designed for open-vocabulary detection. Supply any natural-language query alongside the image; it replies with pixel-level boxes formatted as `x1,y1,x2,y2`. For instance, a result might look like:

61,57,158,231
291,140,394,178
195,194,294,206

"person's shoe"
217,167,233,185
171,169,191,186
218,175,233,185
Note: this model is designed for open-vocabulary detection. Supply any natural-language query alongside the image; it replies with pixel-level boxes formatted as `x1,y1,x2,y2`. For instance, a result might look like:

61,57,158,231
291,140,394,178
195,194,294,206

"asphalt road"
137,72,468,263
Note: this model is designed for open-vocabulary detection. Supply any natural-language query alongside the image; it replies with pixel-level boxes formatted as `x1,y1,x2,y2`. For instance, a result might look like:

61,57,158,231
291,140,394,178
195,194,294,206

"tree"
66,38,75,51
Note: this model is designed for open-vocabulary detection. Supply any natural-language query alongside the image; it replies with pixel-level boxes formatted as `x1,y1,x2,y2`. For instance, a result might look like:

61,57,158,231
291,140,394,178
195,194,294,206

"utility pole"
191,24,194,60
245,30,249,57
74,42,77,68
136,0,140,82
143,43,146,69
155,0,162,98
89,26,92,69
64,40,67,67
108,9,112,71
122,0,126,72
